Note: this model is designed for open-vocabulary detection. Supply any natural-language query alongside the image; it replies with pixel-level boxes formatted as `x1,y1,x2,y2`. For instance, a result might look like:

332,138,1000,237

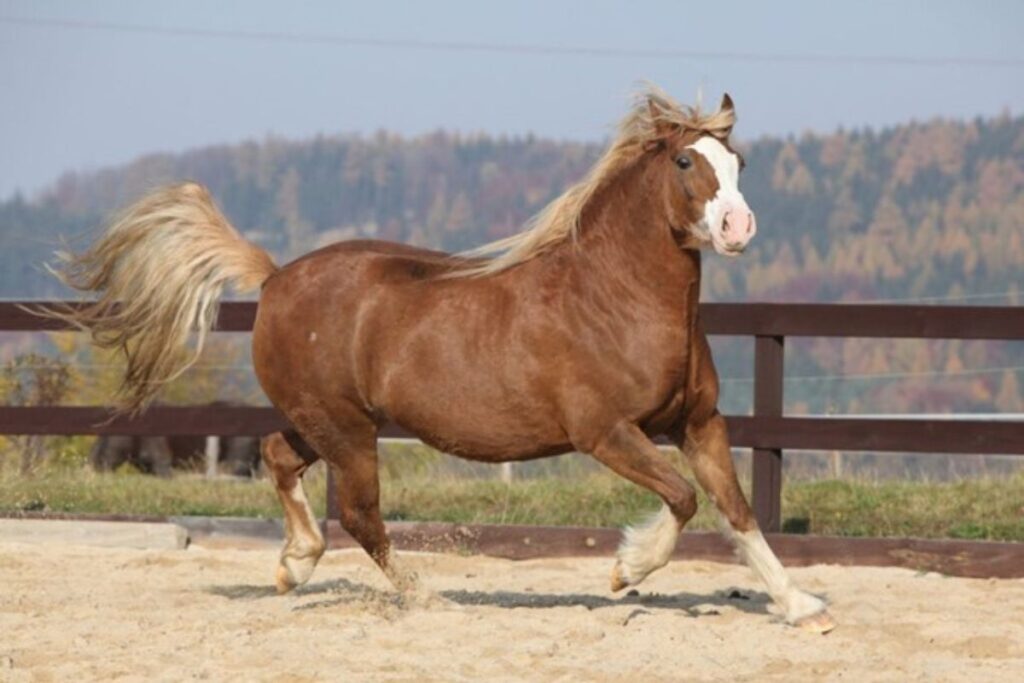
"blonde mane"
450,86,736,278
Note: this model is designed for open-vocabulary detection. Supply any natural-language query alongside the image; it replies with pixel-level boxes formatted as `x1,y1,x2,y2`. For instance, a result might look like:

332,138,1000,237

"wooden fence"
2,300,1023,537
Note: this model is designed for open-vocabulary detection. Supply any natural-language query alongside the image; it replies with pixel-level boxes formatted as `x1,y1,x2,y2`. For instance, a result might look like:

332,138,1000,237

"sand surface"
1,539,1023,682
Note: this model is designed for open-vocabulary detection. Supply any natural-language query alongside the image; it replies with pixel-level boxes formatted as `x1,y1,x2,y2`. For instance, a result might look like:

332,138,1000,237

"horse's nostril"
723,210,752,239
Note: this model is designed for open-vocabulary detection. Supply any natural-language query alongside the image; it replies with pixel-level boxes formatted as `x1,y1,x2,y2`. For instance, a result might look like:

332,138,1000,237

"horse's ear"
713,93,736,139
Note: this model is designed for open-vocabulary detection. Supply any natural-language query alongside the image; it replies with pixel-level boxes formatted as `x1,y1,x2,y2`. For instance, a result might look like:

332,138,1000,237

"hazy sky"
1,0,1022,199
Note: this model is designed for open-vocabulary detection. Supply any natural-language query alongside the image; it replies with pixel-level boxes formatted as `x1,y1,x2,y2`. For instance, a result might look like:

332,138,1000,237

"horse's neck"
563,161,701,310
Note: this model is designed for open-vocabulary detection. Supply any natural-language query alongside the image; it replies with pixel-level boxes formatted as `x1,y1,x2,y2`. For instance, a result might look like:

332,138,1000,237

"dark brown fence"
2,301,1023,534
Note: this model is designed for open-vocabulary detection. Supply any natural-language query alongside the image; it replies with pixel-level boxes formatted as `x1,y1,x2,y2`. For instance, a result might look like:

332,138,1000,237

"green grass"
3,462,1023,541
0,467,312,519
782,477,1024,541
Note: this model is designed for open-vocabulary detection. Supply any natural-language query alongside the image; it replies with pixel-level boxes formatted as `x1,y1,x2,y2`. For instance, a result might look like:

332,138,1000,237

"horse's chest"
604,325,692,405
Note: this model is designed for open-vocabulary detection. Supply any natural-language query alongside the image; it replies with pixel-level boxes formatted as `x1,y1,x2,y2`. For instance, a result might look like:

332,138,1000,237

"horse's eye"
676,156,693,170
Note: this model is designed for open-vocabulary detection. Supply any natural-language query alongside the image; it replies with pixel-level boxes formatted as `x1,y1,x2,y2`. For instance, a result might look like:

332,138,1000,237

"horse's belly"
384,393,571,462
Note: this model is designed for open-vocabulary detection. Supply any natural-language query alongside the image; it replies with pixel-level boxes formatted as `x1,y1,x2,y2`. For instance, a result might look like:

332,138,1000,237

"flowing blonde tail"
42,182,278,414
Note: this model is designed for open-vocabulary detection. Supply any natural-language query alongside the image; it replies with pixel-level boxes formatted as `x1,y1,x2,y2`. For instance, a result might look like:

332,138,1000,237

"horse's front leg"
590,422,698,591
679,412,835,632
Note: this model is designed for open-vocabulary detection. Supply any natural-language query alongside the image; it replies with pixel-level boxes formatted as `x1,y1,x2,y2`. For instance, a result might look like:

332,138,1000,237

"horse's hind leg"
590,422,699,591
289,406,415,592
680,413,834,632
328,429,418,592
261,431,325,593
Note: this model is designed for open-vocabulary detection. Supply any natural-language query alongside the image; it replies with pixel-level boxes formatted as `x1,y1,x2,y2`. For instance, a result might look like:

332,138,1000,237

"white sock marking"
279,480,325,585
616,505,681,586
727,527,826,623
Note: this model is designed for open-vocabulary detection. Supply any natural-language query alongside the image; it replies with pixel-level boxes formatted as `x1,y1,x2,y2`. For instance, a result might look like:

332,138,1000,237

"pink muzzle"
721,208,756,252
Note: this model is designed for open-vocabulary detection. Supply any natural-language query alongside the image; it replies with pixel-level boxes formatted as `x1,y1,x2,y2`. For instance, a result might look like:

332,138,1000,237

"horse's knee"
667,485,698,522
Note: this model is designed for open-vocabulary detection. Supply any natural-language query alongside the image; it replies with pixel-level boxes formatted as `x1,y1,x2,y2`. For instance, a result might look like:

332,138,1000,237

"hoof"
277,550,320,593
275,565,297,595
610,563,629,592
386,565,420,593
794,609,837,634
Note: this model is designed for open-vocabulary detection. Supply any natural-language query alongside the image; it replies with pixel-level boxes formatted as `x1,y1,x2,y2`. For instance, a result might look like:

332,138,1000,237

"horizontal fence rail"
3,407,1020,455
6,300,1024,338
2,300,1023,534
699,303,1024,339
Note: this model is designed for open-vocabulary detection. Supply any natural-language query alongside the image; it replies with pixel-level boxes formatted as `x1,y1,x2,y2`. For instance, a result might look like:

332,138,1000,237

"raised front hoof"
609,562,633,592
610,557,663,592
793,609,837,634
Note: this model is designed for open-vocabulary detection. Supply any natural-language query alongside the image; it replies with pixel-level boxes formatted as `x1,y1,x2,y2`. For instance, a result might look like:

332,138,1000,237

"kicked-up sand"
1,539,1022,681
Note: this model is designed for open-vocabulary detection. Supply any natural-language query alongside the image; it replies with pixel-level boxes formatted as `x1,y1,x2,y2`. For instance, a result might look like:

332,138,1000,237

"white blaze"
687,136,750,254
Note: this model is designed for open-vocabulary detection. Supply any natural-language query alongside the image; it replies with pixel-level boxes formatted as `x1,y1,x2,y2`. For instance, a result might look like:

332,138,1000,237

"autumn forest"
1,113,1021,418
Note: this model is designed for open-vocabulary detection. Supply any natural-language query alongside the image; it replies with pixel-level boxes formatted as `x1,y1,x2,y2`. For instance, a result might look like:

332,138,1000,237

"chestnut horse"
49,88,833,631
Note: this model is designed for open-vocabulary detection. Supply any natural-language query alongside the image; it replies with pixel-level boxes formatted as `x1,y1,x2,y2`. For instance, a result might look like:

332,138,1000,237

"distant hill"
0,131,600,297
1,116,1021,416
3,116,1023,304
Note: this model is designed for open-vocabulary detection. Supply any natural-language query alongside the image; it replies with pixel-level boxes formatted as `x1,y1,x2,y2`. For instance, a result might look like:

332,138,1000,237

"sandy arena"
1,538,1023,682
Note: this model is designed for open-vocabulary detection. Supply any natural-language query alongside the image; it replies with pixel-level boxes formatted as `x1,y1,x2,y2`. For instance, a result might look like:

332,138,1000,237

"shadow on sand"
205,576,774,618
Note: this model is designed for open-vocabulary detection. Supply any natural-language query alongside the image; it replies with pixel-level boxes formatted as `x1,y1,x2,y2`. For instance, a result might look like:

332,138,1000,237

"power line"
2,15,1022,69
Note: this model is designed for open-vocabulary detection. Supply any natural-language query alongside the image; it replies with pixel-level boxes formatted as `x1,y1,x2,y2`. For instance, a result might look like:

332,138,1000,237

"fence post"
204,436,220,479
753,335,784,532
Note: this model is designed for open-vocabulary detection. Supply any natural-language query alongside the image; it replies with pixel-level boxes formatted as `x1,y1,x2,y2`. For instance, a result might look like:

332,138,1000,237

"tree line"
1,115,1021,416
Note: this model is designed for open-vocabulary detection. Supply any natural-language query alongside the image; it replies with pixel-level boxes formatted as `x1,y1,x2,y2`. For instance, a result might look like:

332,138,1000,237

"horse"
47,87,834,632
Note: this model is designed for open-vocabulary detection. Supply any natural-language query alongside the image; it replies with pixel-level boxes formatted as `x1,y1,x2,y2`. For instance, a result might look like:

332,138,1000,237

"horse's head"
647,93,756,256
448,87,758,278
